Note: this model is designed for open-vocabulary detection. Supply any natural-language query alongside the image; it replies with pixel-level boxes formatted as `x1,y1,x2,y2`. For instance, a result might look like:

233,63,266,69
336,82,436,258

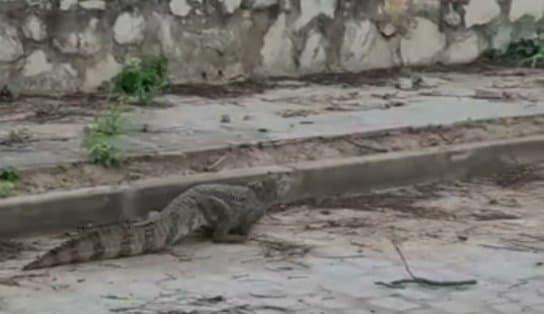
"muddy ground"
1,164,544,313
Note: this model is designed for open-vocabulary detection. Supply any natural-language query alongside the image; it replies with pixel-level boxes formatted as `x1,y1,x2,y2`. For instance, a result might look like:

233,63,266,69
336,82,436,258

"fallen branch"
344,138,388,153
375,240,477,289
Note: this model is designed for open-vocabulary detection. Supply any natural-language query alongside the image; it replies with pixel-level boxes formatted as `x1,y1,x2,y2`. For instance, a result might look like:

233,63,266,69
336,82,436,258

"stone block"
400,17,445,66
340,20,395,71
299,30,327,74
509,0,544,22
22,14,47,42
259,13,295,76
82,54,122,92
170,0,193,17
464,0,501,28
441,30,487,65
294,0,336,29
113,12,146,45
0,19,24,62
23,50,53,77
53,18,103,56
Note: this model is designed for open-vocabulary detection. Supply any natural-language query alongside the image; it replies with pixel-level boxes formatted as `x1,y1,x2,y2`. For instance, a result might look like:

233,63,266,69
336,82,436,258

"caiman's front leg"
205,196,249,244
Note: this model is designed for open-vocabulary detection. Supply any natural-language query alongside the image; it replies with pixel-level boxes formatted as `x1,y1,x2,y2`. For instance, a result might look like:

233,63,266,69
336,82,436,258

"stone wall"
0,0,543,94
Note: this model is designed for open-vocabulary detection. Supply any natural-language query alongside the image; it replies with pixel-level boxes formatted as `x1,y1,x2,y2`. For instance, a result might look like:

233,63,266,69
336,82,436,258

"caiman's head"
248,174,293,204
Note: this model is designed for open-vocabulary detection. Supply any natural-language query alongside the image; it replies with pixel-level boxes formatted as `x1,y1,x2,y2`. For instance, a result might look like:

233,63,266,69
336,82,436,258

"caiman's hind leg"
212,226,248,244
204,196,249,244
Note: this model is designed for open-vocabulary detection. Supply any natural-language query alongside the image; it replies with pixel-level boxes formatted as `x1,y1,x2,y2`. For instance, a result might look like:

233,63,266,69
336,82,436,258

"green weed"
487,38,544,68
0,181,15,198
86,135,122,167
89,107,125,137
0,166,19,198
0,166,19,182
111,56,168,105
83,108,125,167
7,128,32,144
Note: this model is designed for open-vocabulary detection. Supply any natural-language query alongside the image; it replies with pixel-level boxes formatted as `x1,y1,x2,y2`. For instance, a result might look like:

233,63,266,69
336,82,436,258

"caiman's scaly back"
22,177,286,270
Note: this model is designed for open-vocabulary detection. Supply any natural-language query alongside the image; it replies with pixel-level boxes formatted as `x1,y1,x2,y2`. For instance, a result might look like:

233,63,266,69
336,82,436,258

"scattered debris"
279,109,316,118
457,235,469,242
190,295,226,306
0,270,48,287
478,243,536,253
473,89,505,100
395,77,418,91
343,138,388,153
394,74,439,91
375,241,478,289
205,155,228,172
254,236,312,259
220,114,231,123
312,254,366,260
471,210,521,221
383,101,406,109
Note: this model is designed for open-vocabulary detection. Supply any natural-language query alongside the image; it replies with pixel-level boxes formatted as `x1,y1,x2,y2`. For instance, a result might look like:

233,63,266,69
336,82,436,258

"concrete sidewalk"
2,68,544,170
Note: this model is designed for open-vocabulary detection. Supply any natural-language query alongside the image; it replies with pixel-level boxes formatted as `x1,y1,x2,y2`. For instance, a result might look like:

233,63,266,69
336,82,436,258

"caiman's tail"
22,211,196,271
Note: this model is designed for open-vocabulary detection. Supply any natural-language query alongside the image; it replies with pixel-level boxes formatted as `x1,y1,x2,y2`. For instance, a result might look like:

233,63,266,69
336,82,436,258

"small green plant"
0,166,19,182
111,56,168,105
7,128,32,144
89,107,125,137
0,181,15,198
83,108,125,167
487,38,544,68
86,135,122,167
0,166,19,198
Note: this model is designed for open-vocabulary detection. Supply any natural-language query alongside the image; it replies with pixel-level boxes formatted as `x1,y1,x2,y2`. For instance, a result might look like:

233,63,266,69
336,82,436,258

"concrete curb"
1,135,544,238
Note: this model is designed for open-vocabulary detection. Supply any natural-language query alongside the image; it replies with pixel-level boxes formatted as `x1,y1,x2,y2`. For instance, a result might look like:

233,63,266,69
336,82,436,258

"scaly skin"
22,177,283,270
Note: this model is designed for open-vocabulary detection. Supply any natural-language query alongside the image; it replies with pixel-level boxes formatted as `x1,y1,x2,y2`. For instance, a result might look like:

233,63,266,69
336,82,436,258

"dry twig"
374,240,478,289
